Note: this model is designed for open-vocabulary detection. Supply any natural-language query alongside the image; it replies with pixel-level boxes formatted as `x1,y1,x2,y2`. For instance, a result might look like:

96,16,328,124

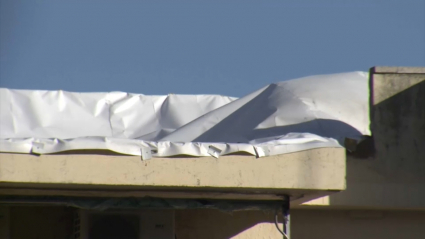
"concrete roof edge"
370,66,425,74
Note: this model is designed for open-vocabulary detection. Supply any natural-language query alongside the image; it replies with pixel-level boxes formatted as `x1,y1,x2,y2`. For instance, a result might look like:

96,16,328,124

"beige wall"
175,209,283,239
3,206,425,239
303,67,425,210
2,206,282,239
291,209,425,239
176,209,425,239
178,208,425,239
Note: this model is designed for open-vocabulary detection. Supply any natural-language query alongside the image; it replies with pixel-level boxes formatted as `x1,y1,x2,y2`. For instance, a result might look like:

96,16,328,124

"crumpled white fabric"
0,71,370,157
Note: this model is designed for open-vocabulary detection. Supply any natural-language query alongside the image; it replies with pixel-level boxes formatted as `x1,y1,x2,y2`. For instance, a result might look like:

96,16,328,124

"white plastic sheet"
0,71,370,157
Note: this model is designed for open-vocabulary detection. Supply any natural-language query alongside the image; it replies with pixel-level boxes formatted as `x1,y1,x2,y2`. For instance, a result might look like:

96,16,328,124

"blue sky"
1,0,424,97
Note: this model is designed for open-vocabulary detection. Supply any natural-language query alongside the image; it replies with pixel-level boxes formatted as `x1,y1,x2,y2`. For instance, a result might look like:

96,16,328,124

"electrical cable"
275,208,289,239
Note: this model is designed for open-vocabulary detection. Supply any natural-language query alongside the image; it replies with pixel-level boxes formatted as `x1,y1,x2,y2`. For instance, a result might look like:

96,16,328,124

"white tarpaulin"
0,71,370,158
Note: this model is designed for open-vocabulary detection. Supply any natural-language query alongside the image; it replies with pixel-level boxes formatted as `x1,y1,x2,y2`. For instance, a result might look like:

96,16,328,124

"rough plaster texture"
303,67,425,209
372,66,425,74
0,148,346,199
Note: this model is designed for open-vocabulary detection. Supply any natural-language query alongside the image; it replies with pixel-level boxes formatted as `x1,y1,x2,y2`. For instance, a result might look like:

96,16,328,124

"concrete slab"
0,148,346,201
371,66,425,74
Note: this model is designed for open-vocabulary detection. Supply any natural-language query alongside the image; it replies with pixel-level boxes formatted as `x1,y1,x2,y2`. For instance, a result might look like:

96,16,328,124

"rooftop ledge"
0,147,346,203
371,66,425,74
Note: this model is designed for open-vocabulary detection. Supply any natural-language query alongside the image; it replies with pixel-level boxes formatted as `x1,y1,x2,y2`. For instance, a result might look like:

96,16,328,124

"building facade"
0,66,424,239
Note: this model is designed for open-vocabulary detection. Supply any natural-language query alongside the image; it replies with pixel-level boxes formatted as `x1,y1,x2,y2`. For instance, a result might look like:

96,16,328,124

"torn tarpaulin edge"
0,72,370,157
0,135,341,158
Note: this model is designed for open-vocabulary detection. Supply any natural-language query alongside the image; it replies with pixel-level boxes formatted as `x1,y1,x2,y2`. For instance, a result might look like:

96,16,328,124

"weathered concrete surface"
302,67,425,209
372,66,425,74
0,147,346,200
